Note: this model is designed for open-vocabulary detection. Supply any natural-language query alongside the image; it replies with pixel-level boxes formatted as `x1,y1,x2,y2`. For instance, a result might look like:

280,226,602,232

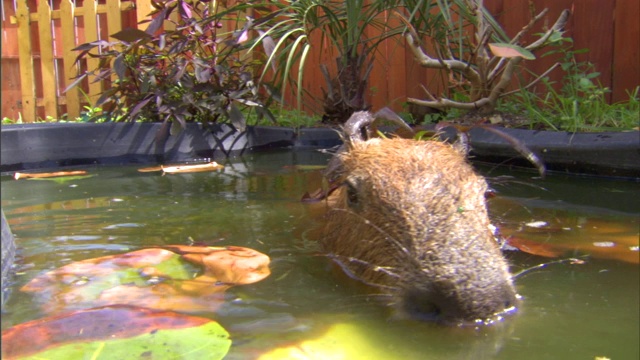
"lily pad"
1,305,231,360
21,246,271,314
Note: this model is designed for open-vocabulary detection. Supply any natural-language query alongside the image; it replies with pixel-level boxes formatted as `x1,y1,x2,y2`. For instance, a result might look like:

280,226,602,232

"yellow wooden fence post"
15,0,36,122
136,0,153,27
83,0,102,107
106,0,122,88
60,0,80,120
37,0,59,119
106,0,122,40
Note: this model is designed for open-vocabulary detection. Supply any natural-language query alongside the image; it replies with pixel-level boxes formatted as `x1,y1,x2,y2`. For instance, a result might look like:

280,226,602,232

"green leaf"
229,103,247,132
488,43,536,60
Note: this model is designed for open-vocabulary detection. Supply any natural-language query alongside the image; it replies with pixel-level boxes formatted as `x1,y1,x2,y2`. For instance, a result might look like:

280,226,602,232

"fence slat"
106,0,122,87
136,0,152,26
16,0,36,122
60,0,80,119
37,0,58,118
106,0,122,40
84,0,102,106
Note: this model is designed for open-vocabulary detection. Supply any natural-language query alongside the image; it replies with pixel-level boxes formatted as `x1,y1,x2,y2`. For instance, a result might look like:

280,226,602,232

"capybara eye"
345,181,359,207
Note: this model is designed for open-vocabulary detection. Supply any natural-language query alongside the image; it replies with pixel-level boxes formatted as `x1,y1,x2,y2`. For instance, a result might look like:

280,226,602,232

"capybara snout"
319,110,518,325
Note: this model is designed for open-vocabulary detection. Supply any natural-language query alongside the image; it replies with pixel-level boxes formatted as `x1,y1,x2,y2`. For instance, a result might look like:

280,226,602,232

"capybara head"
320,109,518,325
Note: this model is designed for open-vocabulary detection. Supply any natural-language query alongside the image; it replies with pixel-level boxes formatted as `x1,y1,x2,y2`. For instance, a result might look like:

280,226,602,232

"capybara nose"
401,280,518,324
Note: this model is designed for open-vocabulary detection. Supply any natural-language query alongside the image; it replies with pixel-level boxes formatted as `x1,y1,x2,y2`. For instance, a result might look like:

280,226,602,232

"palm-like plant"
247,0,403,123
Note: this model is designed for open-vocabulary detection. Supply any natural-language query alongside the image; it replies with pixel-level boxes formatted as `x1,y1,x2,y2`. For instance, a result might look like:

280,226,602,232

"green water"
1,150,638,359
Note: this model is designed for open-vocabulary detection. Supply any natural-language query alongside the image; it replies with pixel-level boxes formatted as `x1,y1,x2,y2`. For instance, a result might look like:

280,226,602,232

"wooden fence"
1,0,639,121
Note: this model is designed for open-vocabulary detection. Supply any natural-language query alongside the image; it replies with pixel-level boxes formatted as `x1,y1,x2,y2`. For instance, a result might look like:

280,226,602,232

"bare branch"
407,96,492,111
404,32,483,89
510,8,548,46
486,57,523,105
526,9,570,51
500,62,561,97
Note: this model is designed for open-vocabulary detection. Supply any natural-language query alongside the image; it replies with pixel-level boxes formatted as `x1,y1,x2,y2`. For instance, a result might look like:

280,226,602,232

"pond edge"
1,122,638,178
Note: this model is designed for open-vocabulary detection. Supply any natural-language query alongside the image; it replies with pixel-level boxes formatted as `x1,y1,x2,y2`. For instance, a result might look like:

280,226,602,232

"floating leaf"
14,170,88,180
21,246,271,314
138,165,164,172
1,305,231,360
163,245,271,285
161,162,224,174
488,43,535,60
504,236,564,258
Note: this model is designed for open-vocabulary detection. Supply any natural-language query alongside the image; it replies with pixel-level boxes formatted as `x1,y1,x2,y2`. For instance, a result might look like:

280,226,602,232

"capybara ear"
341,108,413,146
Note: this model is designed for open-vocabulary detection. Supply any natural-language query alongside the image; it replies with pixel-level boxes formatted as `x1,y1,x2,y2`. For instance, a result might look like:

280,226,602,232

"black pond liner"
1,122,639,305
1,122,638,178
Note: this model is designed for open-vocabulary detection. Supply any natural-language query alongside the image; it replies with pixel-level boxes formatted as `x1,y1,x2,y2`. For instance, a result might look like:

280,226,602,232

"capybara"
318,109,518,325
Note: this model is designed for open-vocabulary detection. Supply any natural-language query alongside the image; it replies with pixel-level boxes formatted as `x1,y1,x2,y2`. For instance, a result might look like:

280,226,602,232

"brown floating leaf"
505,236,564,258
137,165,163,172
14,170,88,180
161,162,224,174
498,214,639,264
163,245,271,285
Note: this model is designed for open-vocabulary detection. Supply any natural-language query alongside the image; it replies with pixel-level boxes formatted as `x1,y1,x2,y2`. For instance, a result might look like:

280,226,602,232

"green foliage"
69,0,273,131
245,108,319,128
501,40,640,131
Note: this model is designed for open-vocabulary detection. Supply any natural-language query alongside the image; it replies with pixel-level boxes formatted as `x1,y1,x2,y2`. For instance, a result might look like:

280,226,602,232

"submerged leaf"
1,305,231,360
258,322,392,360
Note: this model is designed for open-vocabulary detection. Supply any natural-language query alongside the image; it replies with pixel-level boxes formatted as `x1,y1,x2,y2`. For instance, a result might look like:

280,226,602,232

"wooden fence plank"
60,0,80,119
2,0,638,121
37,0,58,118
10,1,134,23
572,0,615,104
16,0,36,122
612,0,640,102
135,0,153,26
106,0,122,40
106,0,122,87
84,0,102,105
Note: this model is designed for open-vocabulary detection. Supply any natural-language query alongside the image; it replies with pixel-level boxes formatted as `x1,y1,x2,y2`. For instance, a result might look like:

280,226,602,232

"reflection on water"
1,150,638,359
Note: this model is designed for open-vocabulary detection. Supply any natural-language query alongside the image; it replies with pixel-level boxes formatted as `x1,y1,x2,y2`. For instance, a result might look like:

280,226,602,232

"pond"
1,150,638,359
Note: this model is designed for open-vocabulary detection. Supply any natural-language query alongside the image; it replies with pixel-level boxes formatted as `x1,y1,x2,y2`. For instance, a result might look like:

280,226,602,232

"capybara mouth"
398,279,519,326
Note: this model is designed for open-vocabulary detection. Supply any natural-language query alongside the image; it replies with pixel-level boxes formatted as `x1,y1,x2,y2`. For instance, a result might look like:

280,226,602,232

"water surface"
2,150,638,359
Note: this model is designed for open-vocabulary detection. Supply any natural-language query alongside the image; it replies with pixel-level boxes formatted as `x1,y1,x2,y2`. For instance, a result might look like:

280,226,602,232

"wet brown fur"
320,134,517,324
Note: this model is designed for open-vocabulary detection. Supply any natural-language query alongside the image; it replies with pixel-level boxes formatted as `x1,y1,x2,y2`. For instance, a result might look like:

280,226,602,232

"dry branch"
403,6,571,114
